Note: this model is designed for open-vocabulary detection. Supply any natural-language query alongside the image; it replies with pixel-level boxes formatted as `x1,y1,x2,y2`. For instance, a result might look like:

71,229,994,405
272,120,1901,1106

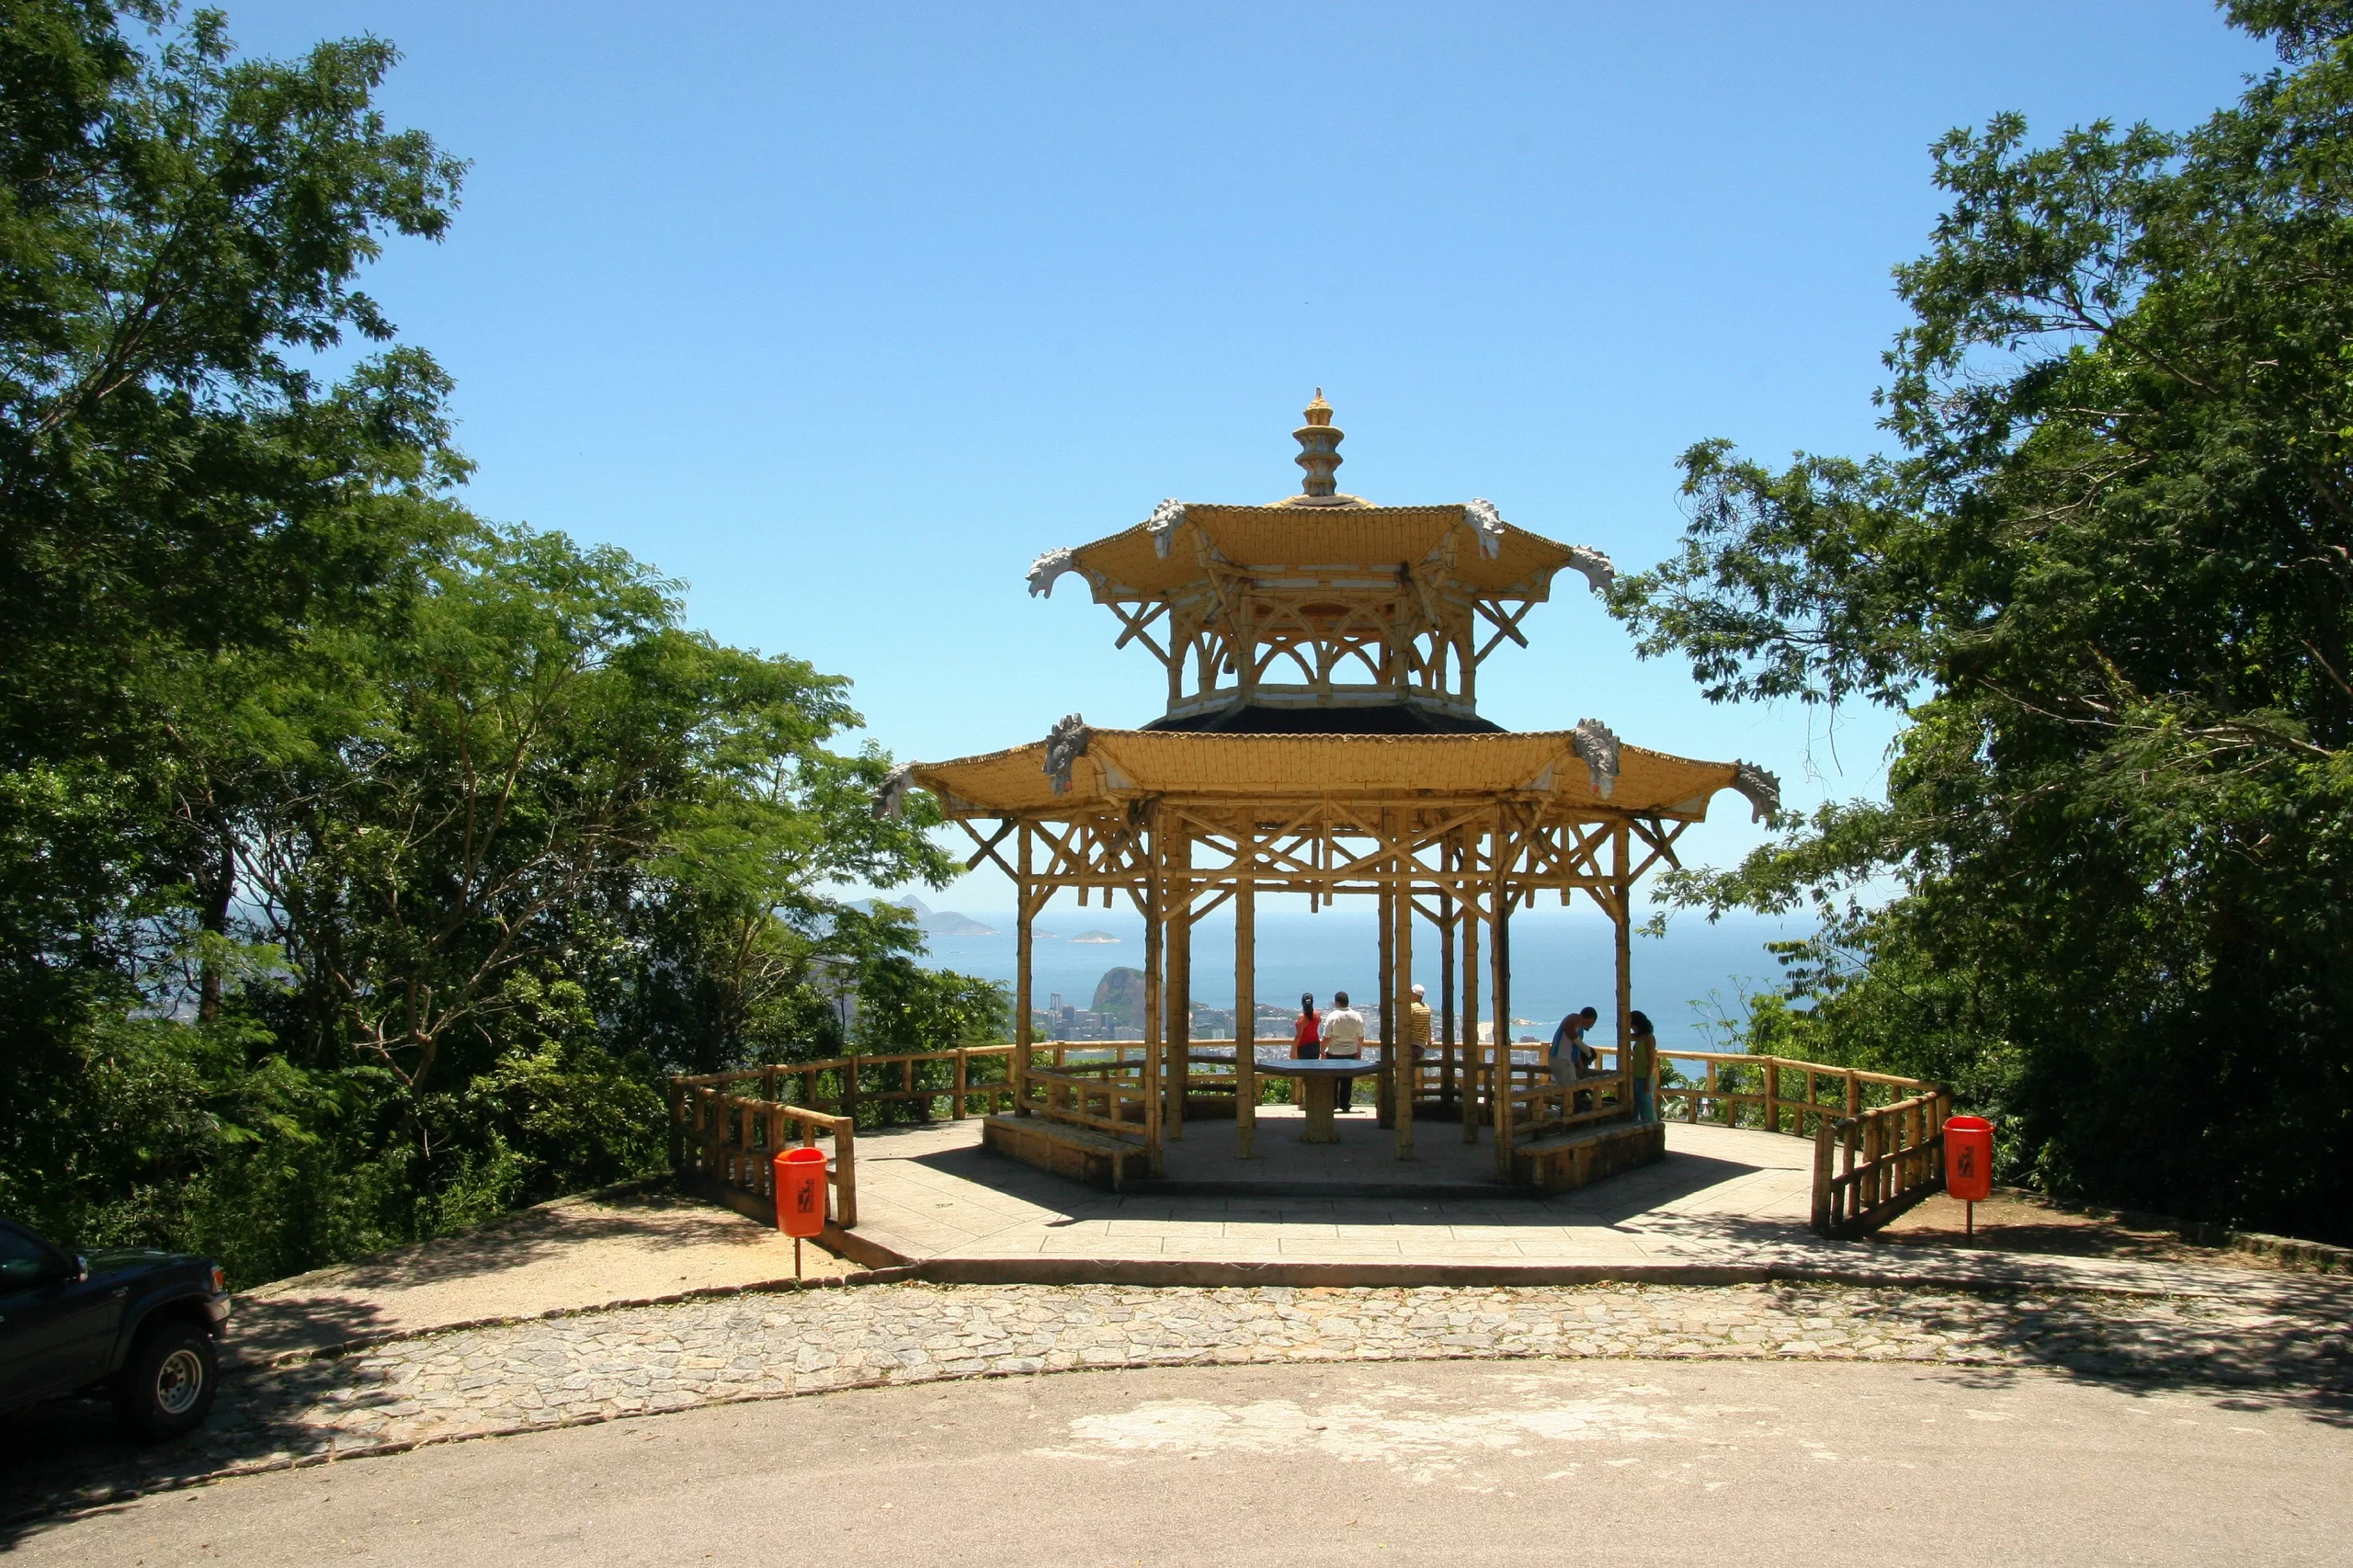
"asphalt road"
7,1358,2346,1566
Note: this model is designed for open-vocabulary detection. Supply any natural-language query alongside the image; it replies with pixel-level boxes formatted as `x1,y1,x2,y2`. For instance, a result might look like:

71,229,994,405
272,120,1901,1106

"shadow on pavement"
224,1190,780,1362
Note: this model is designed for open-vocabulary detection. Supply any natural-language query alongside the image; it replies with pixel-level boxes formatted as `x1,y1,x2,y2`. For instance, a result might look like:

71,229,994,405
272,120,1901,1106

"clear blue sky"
229,1,2271,914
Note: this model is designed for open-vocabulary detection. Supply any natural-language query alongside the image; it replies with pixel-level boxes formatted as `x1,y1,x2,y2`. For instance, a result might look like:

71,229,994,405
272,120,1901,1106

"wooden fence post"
667,1081,685,1176
1812,1116,1836,1233
832,1117,858,1229
1497,1079,1516,1177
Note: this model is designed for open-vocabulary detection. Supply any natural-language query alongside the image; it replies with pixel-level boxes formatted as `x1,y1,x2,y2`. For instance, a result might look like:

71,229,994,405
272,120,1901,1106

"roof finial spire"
1293,389,1343,497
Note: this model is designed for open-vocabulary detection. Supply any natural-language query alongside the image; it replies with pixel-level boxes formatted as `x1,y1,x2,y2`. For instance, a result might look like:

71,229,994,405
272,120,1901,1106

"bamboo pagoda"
877,393,1779,1187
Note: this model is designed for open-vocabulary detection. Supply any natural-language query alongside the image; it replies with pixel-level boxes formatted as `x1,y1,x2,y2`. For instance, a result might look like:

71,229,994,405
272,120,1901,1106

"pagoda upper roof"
1050,502,1603,603
1026,392,1615,607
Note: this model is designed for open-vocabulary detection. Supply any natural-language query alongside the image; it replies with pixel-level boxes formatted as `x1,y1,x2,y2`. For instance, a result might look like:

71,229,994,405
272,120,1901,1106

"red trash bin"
1944,1115,1994,1235
774,1145,828,1238
1944,1115,1994,1202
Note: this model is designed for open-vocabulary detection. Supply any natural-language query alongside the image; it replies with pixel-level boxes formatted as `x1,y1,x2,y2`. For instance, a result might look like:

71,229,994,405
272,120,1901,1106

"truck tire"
110,1318,219,1440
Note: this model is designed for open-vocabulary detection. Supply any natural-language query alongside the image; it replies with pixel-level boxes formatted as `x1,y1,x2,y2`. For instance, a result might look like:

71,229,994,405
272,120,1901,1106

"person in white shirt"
1550,1006,1598,1087
1319,990,1368,1112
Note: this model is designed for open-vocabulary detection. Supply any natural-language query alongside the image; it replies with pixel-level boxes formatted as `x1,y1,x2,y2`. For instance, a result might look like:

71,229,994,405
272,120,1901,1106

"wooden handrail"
667,1040,1949,1237
1813,1090,1949,1237
672,1043,1019,1127
669,1084,858,1232
1506,1071,1633,1147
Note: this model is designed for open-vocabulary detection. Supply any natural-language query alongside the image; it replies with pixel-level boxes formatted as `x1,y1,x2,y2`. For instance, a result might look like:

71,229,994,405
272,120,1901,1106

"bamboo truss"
932,781,1696,1167
1044,498,1603,727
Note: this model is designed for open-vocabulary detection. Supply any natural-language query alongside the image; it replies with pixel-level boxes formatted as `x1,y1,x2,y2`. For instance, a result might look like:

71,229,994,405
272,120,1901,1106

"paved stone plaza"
6,1271,2348,1523
9,1115,2347,1527
851,1115,1817,1269
842,1117,2299,1296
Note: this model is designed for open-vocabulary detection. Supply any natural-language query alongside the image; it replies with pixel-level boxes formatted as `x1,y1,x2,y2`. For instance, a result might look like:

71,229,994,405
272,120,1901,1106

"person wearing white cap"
1404,983,1433,1082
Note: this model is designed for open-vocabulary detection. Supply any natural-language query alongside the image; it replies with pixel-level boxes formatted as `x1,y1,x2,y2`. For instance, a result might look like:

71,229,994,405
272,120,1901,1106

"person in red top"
1291,993,1322,1059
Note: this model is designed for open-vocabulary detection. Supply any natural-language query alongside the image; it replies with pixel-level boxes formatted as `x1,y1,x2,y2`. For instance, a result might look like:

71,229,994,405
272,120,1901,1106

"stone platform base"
982,1113,1152,1189
1509,1119,1666,1194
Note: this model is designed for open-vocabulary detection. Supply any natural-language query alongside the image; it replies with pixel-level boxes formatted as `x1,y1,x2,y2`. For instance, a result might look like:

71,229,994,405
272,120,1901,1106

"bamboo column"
1438,845,1457,1112
1167,828,1191,1141
1461,860,1483,1145
1014,824,1034,1118
1375,866,1393,1129
1393,831,1415,1161
1491,812,1515,1181
1142,811,1165,1176
1613,820,1632,1119
1234,835,1257,1159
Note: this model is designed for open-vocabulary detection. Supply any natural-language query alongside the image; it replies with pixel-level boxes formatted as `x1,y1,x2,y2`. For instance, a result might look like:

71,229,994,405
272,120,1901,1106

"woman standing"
1292,994,1322,1059
1627,1009,1660,1122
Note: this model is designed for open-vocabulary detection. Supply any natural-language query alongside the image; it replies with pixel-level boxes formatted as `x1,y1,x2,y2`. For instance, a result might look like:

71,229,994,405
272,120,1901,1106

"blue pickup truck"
0,1217,233,1439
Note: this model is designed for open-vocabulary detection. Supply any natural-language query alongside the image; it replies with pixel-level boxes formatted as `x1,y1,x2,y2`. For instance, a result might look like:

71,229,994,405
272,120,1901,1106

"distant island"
1070,930,1121,944
1033,930,1062,939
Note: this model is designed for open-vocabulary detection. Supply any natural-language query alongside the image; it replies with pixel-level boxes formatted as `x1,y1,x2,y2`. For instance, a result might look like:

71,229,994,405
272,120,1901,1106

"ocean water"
913,903,1807,1050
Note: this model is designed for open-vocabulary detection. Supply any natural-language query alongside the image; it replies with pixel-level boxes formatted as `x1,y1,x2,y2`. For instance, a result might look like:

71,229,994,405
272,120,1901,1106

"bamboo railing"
668,1043,1027,1237
1503,1070,1632,1146
1637,1049,1949,1239
670,1083,858,1230
675,1044,1021,1128
1391,1041,1948,1234
1020,1066,1155,1142
669,1038,1949,1239
1811,1087,1950,1237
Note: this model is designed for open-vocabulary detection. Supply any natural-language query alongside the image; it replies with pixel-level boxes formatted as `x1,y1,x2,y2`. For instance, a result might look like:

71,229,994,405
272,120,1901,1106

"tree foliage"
1612,2,2353,1241
0,4,978,1285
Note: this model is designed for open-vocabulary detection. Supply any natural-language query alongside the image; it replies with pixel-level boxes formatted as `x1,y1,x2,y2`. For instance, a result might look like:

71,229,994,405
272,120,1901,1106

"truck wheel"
110,1319,219,1440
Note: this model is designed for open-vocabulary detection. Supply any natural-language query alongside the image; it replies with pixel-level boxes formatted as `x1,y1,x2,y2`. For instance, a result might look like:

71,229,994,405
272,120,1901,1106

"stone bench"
982,1113,1152,1190
1509,1118,1665,1194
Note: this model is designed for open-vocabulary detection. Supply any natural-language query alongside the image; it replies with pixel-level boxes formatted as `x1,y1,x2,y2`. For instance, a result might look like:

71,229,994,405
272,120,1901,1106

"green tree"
1613,2,2353,1240
0,5,969,1281
0,0,467,1268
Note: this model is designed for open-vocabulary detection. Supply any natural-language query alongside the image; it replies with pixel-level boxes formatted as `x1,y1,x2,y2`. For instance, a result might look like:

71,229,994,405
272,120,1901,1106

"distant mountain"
1091,966,1146,1025
849,896,996,937
1070,930,1120,944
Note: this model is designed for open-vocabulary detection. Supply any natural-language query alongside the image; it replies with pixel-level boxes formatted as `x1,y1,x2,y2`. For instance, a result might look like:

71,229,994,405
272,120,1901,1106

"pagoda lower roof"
906,728,1746,822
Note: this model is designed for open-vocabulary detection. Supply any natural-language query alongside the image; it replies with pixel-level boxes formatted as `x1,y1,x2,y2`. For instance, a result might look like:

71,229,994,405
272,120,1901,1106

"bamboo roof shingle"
906,728,1748,823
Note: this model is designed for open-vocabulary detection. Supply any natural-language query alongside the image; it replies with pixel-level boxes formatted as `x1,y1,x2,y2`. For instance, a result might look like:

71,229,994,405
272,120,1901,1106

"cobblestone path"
6,1278,2347,1519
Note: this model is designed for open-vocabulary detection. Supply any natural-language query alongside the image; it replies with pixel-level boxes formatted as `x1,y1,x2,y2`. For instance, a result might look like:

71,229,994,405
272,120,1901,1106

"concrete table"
1250,1058,1378,1143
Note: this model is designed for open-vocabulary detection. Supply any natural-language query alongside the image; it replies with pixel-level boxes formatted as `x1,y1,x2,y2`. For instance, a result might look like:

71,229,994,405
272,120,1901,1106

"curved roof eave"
904,728,1753,823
